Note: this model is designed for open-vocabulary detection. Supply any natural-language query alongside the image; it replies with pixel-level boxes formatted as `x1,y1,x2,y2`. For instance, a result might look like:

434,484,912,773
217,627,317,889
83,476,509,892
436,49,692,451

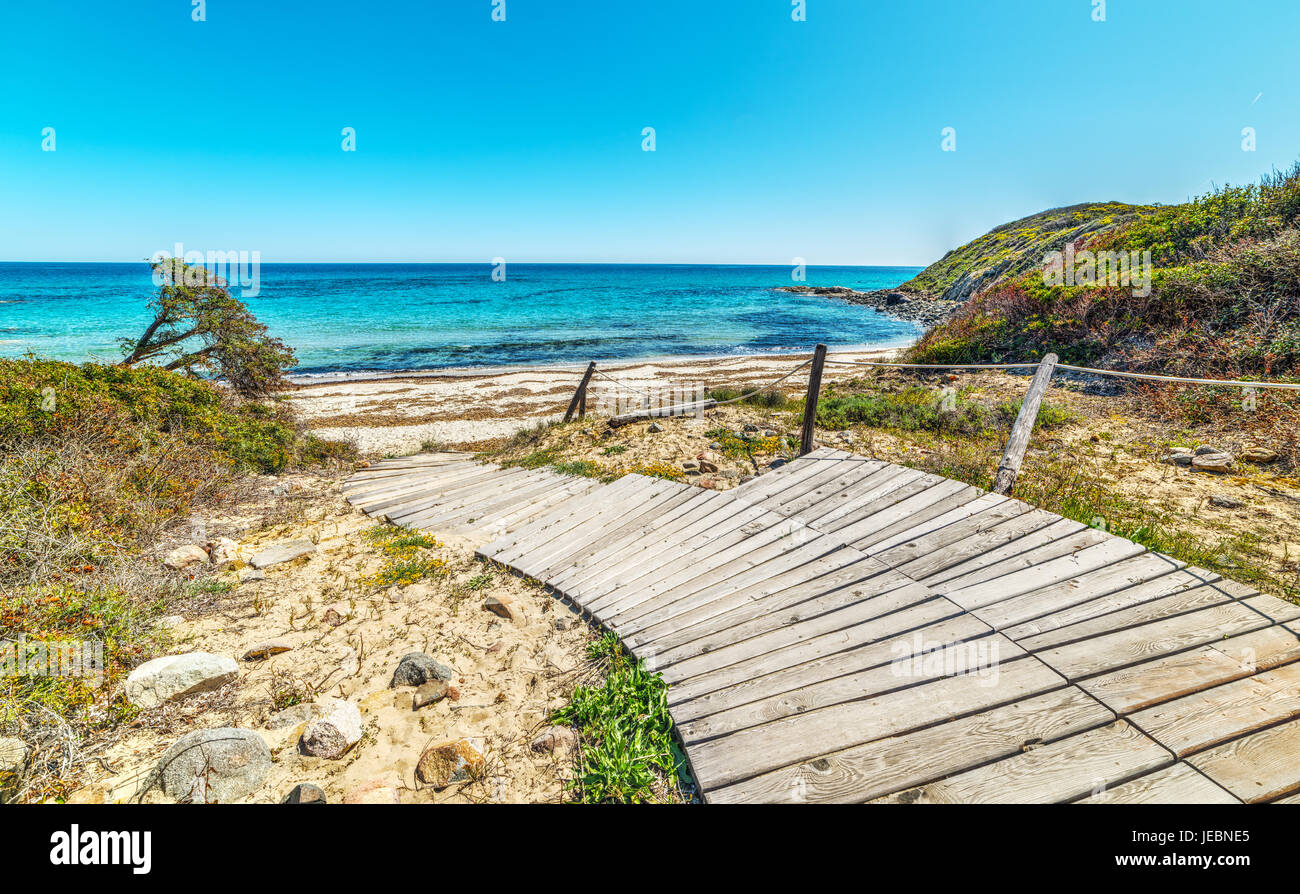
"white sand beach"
287,348,904,455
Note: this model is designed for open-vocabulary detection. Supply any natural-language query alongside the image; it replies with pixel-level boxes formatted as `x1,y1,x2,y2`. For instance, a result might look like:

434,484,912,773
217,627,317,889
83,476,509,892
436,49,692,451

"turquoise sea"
0,263,922,377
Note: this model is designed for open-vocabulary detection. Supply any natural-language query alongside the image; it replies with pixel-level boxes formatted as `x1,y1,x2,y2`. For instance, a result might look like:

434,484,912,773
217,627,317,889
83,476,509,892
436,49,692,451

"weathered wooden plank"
1078,762,1238,804
482,474,656,564
682,655,1066,791
919,517,1089,586
1035,600,1275,682
860,491,1011,557
625,549,884,653
465,478,601,541
944,537,1147,612
663,587,957,698
668,612,992,723
1013,581,1238,653
992,353,1058,495
706,686,1112,804
1187,717,1300,803
1129,661,1300,757
551,489,724,592
1078,625,1300,715
994,561,1213,640
676,630,1023,743
875,720,1169,804
380,467,547,520
892,508,1063,582
399,471,570,529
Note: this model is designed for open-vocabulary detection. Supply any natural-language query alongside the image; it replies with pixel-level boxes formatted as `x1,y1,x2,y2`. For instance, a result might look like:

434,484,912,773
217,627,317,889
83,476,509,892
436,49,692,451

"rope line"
591,358,814,415
823,352,1300,391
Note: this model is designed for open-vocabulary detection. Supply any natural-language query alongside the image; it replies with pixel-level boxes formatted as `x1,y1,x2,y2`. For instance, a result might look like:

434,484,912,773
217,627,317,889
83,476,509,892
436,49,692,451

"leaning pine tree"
120,258,296,396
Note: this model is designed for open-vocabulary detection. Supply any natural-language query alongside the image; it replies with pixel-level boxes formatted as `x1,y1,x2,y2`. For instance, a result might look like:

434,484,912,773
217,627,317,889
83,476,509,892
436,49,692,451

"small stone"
389,652,455,688
445,685,462,702
554,616,574,631
416,738,486,789
484,594,516,620
299,699,363,760
156,728,271,804
681,461,699,471
163,544,209,571
699,478,716,489
413,680,449,709
761,430,778,439
207,537,239,567
126,652,239,708
709,441,723,451
1160,449,1193,466
239,568,266,582
697,460,719,474
343,780,400,804
1192,452,1233,474
743,423,760,433
530,726,578,756
1194,445,1222,456
1242,446,1280,464
322,603,350,626
1209,494,1244,509
243,640,293,661
647,422,663,433
281,783,327,804
249,539,316,569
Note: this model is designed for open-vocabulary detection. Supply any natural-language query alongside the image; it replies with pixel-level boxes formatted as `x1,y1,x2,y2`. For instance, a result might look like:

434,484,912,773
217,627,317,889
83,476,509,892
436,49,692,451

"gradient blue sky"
2,0,1298,264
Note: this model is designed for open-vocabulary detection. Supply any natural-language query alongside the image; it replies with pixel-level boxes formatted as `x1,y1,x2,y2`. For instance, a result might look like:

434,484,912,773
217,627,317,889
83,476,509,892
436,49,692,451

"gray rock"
1194,445,1222,456
1192,452,1233,474
239,568,266,583
299,699,362,760
163,544,209,570
266,702,322,730
1242,446,1280,464
125,652,238,708
1209,494,1244,509
1160,449,1193,466
530,726,578,755
281,782,326,804
389,652,455,688
249,539,316,569
156,728,271,803
647,422,663,433
0,737,28,774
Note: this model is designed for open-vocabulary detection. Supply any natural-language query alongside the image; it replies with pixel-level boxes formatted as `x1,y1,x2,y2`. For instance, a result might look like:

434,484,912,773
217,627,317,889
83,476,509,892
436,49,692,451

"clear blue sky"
2,0,1298,265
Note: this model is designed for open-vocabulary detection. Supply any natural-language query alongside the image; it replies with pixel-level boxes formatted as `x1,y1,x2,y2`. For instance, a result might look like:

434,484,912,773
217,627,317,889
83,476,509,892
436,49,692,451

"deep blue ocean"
0,263,921,377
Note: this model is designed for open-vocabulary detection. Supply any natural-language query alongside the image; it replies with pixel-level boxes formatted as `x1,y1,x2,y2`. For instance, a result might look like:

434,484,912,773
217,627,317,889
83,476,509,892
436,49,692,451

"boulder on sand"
156,728,271,804
125,652,238,708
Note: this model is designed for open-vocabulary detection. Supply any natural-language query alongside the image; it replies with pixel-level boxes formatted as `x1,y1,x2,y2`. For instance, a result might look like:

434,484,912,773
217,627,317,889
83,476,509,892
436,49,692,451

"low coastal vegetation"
908,163,1300,387
551,633,687,803
0,264,354,801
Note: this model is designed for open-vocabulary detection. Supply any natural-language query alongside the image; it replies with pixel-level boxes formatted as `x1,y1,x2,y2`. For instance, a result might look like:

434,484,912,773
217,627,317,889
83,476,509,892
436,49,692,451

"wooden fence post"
799,344,828,457
564,362,597,423
992,353,1059,496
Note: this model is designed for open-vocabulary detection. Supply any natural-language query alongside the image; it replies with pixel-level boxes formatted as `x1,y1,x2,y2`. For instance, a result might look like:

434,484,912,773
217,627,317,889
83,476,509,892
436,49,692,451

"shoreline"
283,336,921,387
288,344,913,456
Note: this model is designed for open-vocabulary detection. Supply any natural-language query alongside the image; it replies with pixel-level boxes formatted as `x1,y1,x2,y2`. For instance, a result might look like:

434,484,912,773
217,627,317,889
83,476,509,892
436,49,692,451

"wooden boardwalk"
345,449,1300,804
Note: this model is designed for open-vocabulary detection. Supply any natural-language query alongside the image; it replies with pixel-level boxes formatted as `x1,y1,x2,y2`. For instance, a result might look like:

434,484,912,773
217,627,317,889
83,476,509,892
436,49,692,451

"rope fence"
560,345,1299,495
